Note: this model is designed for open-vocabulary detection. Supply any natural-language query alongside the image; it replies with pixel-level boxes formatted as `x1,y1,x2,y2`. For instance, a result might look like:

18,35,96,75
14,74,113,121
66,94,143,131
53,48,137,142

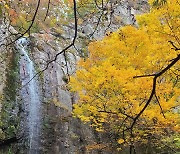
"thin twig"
8,0,41,46
155,94,166,118
133,74,156,78
44,0,51,21
22,0,78,87
168,41,180,51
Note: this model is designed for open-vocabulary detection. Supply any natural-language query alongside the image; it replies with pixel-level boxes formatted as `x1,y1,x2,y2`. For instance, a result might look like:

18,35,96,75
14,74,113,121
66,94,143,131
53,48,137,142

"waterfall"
16,37,41,154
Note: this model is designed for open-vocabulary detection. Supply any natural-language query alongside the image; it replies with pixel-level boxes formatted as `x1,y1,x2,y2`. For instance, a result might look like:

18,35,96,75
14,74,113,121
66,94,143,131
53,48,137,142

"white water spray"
16,38,41,154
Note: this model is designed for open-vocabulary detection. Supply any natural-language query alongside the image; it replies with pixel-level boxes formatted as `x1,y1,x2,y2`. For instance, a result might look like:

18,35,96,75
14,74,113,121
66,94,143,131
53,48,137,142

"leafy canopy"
70,0,180,150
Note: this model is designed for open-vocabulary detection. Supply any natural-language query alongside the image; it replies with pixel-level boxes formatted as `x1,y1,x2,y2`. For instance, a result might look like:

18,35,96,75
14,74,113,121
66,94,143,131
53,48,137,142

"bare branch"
89,11,103,38
44,0,51,21
89,0,109,38
133,74,156,78
131,53,180,130
94,0,104,10
155,94,166,118
168,41,180,51
8,0,41,46
22,0,78,87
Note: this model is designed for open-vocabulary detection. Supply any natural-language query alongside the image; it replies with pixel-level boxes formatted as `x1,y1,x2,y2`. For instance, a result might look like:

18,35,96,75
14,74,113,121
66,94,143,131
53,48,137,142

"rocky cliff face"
80,0,149,39
0,23,22,153
0,1,148,153
28,1,148,153
30,34,104,154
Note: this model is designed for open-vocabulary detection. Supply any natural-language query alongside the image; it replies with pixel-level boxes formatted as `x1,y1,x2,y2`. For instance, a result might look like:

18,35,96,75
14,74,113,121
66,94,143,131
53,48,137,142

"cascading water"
16,37,41,154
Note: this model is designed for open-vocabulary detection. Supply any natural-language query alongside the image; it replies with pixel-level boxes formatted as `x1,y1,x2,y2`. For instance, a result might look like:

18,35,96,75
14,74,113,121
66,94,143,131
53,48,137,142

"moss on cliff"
0,49,20,140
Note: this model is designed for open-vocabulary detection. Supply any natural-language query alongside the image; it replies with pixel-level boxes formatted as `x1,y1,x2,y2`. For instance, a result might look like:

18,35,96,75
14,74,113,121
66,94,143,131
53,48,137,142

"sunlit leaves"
70,0,180,151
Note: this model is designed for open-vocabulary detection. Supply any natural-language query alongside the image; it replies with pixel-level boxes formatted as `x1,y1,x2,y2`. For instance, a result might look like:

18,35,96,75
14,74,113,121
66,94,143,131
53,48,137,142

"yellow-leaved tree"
70,0,180,152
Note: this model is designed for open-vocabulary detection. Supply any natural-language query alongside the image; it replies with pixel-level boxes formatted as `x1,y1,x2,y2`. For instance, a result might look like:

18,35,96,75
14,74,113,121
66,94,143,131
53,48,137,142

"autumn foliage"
0,0,72,34
70,0,180,151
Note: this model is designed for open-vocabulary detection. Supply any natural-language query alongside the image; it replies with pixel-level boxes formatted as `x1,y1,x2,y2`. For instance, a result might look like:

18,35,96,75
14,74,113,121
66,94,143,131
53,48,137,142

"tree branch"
155,94,166,118
22,0,78,87
7,0,41,46
131,54,180,130
133,74,156,78
168,41,180,51
44,0,51,21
